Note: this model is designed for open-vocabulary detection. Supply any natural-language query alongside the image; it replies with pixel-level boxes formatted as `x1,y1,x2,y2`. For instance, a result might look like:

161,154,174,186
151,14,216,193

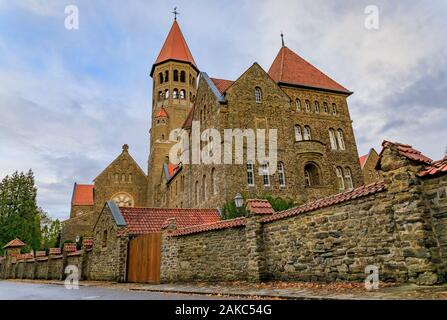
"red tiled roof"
210,78,234,94
417,156,447,177
268,46,351,94
182,105,195,129
63,243,77,253
154,107,168,118
381,141,433,164
153,21,197,69
261,180,386,223
2,238,26,249
169,217,246,237
72,184,94,206
246,199,274,215
359,154,368,169
49,248,61,255
119,207,220,235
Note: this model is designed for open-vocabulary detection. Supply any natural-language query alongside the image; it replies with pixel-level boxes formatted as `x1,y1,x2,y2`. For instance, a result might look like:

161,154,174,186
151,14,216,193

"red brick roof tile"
268,46,351,94
417,156,447,177
72,184,94,206
261,180,386,223
2,238,26,249
119,207,220,235
381,141,433,164
210,78,234,94
169,217,246,237
152,21,197,73
246,199,274,215
49,248,61,255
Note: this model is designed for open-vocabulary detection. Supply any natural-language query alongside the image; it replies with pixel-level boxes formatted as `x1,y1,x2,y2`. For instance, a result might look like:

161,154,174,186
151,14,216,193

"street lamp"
234,193,244,208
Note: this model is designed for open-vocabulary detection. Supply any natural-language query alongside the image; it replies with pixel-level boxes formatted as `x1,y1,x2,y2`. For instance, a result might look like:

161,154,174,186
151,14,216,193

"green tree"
0,170,41,251
39,208,61,250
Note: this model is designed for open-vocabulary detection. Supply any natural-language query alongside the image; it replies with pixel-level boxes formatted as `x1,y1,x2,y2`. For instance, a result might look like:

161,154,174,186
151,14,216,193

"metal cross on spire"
281,32,285,47
172,7,179,21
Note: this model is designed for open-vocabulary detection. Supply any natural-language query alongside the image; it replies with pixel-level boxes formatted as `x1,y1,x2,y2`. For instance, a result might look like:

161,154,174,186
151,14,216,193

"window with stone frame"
202,175,207,202
165,70,169,82
323,102,329,113
296,99,301,112
102,230,108,248
329,129,338,150
158,72,163,84
314,101,320,113
255,87,262,103
173,70,179,82
336,167,345,191
305,100,311,112
344,168,353,190
304,126,312,140
294,125,303,141
337,129,346,150
332,103,337,115
195,180,199,205
246,162,255,186
165,89,170,100
180,89,186,100
261,163,270,186
277,162,286,187
211,168,216,195
180,71,186,83
304,163,320,186
173,89,179,99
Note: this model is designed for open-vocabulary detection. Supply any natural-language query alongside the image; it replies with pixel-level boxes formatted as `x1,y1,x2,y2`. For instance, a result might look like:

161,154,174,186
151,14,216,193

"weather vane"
172,7,179,21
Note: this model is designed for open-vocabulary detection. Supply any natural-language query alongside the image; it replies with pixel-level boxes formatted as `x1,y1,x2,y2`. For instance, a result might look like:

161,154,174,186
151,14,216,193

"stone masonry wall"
161,226,249,282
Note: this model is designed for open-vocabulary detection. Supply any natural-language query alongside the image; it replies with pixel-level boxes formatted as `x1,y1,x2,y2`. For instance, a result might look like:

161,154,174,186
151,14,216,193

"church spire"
150,19,197,76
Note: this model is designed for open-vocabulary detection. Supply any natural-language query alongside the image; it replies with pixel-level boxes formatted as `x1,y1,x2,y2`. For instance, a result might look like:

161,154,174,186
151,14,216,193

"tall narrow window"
323,102,328,113
165,70,169,82
344,168,353,190
314,101,320,113
164,89,170,100
337,129,346,150
173,70,179,81
211,168,216,195
277,162,286,187
261,163,270,186
255,87,262,103
128,173,132,183
173,89,179,99
336,167,345,191
247,162,255,186
304,126,312,140
159,72,163,84
332,103,337,115
202,175,206,201
329,129,338,150
296,99,301,112
180,89,185,100
180,71,186,83
158,91,163,101
305,100,311,112
102,230,108,248
294,125,303,141
203,106,206,121
304,170,311,187
195,181,199,205
304,163,320,186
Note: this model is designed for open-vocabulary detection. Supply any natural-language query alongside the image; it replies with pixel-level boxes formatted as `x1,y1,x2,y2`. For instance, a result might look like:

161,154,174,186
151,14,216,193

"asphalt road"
0,280,220,300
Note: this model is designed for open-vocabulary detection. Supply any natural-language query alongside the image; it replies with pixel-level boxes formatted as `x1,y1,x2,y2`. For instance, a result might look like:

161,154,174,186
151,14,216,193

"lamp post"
234,193,244,208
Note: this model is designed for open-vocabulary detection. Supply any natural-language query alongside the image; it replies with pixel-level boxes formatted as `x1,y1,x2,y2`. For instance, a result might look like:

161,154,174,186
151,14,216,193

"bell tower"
147,18,199,206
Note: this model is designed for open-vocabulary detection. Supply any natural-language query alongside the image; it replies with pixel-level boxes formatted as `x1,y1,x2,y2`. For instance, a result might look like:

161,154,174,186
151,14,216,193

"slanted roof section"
210,78,234,95
154,107,169,118
72,183,94,206
268,46,351,94
2,238,26,249
151,20,197,75
182,105,195,129
359,154,368,169
417,156,447,178
246,199,274,215
381,141,433,165
119,207,220,235
169,217,246,237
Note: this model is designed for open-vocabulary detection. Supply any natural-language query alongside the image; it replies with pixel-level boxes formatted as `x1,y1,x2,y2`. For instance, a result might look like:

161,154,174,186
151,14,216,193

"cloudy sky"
0,0,446,220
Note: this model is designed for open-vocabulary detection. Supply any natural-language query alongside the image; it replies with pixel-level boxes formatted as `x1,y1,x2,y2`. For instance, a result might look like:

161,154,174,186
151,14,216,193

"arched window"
102,230,108,248
255,87,262,103
114,173,119,182
314,101,320,113
161,134,165,140
195,180,199,205
261,163,270,186
165,70,169,82
192,77,195,87
211,168,216,195
246,162,255,186
344,168,353,190
173,89,179,99
323,102,328,113
128,173,132,183
203,106,206,121
173,70,179,82
304,163,320,186
296,99,301,112
336,167,345,191
294,125,303,141
180,71,186,83
305,100,311,112
202,175,206,201
189,74,192,85
158,91,163,101
332,103,337,115
121,173,126,182
179,89,186,100
329,129,338,150
277,162,286,187
164,89,170,100
337,129,346,150
304,126,312,140
159,72,163,84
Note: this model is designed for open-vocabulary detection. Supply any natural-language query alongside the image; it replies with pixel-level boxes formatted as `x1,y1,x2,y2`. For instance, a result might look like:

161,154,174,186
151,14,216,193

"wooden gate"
127,233,161,283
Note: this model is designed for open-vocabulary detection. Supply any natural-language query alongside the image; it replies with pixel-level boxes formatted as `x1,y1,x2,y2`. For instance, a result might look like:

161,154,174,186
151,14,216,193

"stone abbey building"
62,19,364,241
